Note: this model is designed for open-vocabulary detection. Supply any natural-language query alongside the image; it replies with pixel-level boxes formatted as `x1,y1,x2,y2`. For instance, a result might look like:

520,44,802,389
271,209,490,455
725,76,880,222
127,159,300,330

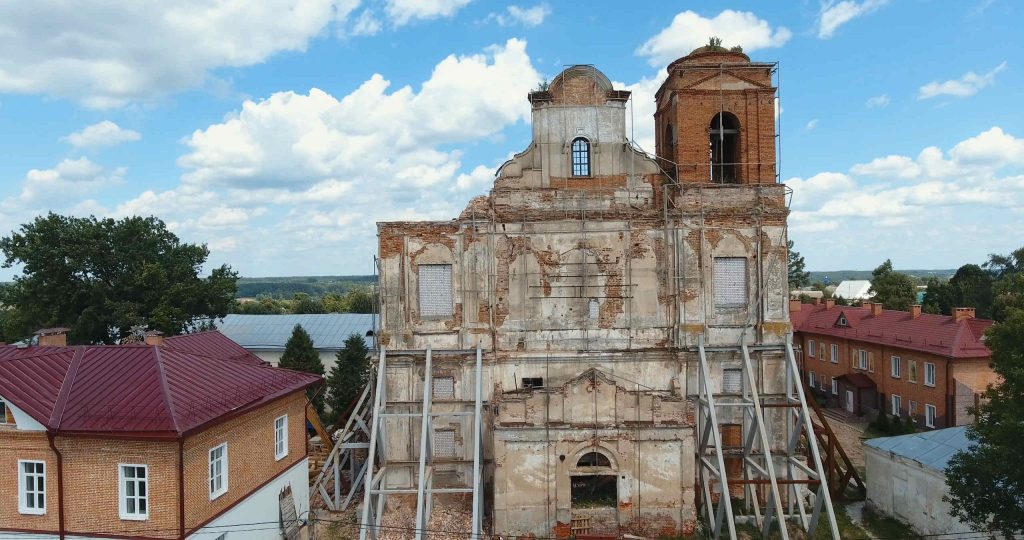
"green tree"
992,273,1024,322
869,259,916,311
945,309,1024,536
922,277,953,315
326,334,370,425
291,293,325,314
984,246,1024,279
949,264,994,319
0,213,237,344
343,287,375,314
279,324,326,414
787,240,810,290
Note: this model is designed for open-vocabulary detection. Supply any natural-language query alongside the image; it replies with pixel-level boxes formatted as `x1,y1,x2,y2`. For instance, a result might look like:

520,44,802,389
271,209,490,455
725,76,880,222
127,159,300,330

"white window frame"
924,362,936,387
890,355,901,378
118,464,149,521
831,377,838,395
18,460,46,515
830,344,839,364
857,350,869,370
274,415,288,461
925,404,936,428
891,394,902,417
809,371,816,388
0,398,9,424
808,340,816,358
209,443,228,500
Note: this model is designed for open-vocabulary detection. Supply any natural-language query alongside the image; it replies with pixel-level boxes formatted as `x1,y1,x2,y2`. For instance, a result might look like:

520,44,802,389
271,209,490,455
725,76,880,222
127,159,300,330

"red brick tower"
654,46,777,184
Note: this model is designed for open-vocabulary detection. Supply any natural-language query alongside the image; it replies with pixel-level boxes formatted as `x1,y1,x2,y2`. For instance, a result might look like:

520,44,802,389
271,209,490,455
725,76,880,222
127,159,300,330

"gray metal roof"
214,314,376,350
864,426,972,473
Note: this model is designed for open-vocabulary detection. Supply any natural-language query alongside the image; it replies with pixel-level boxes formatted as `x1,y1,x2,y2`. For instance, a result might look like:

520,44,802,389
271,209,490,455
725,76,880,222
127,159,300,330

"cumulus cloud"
865,94,890,108
485,4,550,27
5,158,124,209
349,9,383,36
636,10,791,67
817,0,888,39
850,155,921,179
918,62,1007,100
63,121,141,150
385,0,472,26
805,119,818,131
0,0,359,108
613,72,667,154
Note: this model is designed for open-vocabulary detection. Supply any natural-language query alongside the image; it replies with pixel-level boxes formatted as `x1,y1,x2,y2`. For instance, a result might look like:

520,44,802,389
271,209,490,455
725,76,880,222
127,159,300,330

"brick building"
0,330,319,540
791,300,996,429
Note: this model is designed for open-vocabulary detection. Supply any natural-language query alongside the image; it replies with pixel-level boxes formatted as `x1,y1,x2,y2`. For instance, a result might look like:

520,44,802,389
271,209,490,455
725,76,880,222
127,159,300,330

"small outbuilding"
864,426,979,536
833,280,873,301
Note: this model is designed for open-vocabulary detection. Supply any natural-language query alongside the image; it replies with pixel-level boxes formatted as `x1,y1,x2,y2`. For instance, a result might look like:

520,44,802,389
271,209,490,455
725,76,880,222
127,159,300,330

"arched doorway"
709,112,740,183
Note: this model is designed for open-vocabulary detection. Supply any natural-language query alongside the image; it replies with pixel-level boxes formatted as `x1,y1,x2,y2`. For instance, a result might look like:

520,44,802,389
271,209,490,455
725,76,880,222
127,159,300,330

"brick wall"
0,429,59,532
182,390,308,532
950,359,1000,425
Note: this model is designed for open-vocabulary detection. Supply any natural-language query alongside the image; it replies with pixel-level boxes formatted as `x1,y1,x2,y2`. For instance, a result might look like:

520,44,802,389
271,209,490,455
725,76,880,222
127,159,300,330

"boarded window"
713,257,747,309
588,298,599,319
433,429,456,458
432,377,455,399
418,264,453,317
722,369,742,393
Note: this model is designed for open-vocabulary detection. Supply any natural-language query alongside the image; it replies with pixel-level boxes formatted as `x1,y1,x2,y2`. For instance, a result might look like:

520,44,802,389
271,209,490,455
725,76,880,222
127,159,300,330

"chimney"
870,302,883,317
953,307,976,322
790,299,802,313
825,298,835,309
910,305,922,319
35,327,69,347
144,330,165,346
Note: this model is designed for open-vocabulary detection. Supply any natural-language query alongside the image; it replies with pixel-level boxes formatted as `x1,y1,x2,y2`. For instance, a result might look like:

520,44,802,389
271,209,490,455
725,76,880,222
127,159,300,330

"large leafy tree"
326,334,370,425
0,213,237,344
869,259,916,311
945,308,1024,535
923,264,994,318
279,324,326,414
787,240,810,290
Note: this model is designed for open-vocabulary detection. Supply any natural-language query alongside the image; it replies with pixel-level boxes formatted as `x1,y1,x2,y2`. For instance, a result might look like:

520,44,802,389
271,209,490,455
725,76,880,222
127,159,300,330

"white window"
418,264,453,317
857,350,869,370
274,415,288,461
588,298,599,319
891,356,901,378
808,340,816,358
924,362,936,387
18,460,46,514
925,404,937,428
722,369,742,393
830,344,839,364
891,394,902,417
209,443,228,499
433,376,455,399
831,377,838,395
119,464,148,520
0,398,9,424
809,371,816,388
713,257,747,309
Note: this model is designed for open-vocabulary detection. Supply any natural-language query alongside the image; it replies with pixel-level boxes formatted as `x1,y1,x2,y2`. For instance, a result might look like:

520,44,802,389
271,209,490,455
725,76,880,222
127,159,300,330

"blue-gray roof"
864,426,972,473
214,314,376,350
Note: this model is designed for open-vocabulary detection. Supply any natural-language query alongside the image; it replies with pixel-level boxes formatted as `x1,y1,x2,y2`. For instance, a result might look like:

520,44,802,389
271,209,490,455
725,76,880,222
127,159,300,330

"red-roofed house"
0,330,321,539
791,300,997,429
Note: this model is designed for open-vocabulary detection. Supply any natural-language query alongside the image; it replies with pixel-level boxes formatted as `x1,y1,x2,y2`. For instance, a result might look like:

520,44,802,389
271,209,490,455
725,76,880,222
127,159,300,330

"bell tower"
654,45,777,184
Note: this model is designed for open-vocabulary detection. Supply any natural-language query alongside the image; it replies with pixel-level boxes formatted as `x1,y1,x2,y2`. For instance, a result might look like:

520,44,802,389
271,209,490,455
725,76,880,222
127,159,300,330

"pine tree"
279,324,326,414
787,240,811,290
326,334,371,425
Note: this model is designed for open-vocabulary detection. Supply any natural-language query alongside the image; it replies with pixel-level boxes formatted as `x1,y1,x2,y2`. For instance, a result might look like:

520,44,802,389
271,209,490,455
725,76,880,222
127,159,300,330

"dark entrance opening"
709,112,740,183
571,475,617,508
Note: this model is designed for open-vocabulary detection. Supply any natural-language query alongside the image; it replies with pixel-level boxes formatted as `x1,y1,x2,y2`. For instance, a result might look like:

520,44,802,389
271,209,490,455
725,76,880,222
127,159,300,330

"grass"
861,505,922,539
718,506,874,540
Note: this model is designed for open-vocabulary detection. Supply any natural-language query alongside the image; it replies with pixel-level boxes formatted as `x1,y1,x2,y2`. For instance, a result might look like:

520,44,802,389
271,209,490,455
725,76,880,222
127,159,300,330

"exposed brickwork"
0,430,59,532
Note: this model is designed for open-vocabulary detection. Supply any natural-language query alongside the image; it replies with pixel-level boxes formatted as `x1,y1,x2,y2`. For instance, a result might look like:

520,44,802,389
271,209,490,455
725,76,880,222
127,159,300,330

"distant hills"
808,269,955,285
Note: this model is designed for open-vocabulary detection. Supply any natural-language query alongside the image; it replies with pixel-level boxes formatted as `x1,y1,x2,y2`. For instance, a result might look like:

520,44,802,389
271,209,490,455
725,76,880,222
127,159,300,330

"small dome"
666,46,751,73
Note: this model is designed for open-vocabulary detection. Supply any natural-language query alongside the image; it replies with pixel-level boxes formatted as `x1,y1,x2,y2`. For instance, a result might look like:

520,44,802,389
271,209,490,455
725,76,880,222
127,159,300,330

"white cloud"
805,119,818,131
636,10,791,67
63,121,141,150
613,72,667,154
385,0,472,26
948,127,1024,166
817,0,888,39
6,157,124,208
850,155,921,179
485,4,550,27
865,94,890,108
0,0,359,108
785,172,857,210
349,9,383,36
918,62,1007,100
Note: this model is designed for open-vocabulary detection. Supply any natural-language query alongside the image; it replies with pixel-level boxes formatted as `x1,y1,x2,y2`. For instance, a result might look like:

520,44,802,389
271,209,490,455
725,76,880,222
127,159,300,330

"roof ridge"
50,346,86,429
152,346,181,434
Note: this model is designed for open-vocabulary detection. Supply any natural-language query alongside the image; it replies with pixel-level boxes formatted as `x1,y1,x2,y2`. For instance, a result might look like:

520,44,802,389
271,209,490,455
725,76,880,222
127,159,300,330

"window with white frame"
418,264,453,317
830,344,839,364
857,350,869,370
809,371,816,388
18,460,45,514
891,394,902,417
925,404,936,428
908,360,918,383
571,137,591,176
924,362,936,386
274,415,288,461
713,257,747,309
209,443,228,499
891,356,901,378
119,464,148,520
808,340,816,358
831,377,838,395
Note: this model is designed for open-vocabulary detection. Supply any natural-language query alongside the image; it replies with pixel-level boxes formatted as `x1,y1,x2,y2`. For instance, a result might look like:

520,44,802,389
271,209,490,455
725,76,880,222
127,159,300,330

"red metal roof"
791,304,992,359
162,330,266,365
0,331,319,437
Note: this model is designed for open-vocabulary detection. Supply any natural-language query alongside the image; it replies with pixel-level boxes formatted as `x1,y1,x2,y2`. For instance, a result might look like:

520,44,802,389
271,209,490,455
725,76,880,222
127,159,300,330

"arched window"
709,112,740,183
571,137,590,176
576,452,611,468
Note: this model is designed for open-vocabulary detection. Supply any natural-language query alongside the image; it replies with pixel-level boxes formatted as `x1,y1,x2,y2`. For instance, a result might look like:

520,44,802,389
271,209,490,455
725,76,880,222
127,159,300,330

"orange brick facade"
0,390,308,539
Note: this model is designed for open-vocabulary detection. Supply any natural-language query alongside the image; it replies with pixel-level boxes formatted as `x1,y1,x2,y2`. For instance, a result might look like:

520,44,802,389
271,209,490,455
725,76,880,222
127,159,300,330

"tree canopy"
279,324,326,414
923,264,993,318
326,334,371,425
787,240,810,290
0,213,237,344
869,259,917,311
945,308,1024,535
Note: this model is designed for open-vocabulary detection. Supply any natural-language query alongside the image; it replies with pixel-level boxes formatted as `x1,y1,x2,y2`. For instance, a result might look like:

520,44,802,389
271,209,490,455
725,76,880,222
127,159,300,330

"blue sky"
0,0,1021,278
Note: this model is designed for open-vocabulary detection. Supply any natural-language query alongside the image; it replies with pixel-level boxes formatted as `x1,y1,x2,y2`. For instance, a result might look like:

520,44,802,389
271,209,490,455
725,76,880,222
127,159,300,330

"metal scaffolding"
312,384,372,512
359,347,485,540
696,334,840,539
